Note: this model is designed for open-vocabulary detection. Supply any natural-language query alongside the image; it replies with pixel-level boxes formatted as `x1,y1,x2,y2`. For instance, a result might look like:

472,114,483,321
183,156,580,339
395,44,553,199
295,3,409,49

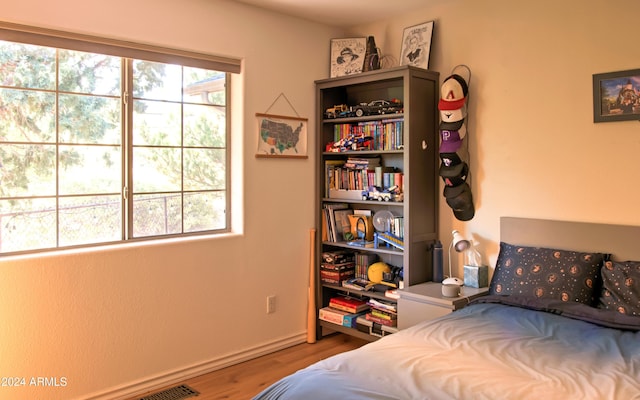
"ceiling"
229,0,429,27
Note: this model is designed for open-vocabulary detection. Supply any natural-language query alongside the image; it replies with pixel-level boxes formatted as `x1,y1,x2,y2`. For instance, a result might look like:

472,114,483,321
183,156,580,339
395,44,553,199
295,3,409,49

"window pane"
58,195,122,246
0,143,55,197
183,68,225,106
0,41,55,89
133,193,181,237
58,145,121,195
0,36,230,253
0,88,56,142
0,198,56,252
133,147,181,192
132,60,181,101
132,100,181,146
58,50,121,96
59,94,121,144
184,191,225,232
183,103,225,147
184,148,225,191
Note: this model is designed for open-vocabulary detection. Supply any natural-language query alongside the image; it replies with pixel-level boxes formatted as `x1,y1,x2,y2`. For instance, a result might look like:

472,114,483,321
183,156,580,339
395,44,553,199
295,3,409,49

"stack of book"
325,157,404,199
355,252,378,280
365,298,397,327
318,295,370,328
320,250,355,285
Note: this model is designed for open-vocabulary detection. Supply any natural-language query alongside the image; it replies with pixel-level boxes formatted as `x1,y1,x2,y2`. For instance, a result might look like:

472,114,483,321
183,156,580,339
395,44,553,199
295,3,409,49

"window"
0,23,240,254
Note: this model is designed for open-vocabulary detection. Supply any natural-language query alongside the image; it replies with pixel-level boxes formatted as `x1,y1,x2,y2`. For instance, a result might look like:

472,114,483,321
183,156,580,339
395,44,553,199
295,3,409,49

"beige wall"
0,1,341,399
1,0,640,399
351,0,640,272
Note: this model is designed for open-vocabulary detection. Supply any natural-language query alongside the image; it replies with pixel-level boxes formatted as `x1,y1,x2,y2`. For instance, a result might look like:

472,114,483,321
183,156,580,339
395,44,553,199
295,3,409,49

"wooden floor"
129,333,368,400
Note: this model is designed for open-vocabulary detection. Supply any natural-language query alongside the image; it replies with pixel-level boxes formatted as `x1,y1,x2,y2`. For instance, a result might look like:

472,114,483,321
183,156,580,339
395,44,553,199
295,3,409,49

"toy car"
352,99,403,117
329,133,373,152
325,104,349,119
362,186,393,201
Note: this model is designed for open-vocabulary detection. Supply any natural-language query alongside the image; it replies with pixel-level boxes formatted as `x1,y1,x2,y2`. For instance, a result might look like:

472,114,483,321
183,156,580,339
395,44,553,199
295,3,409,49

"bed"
253,217,640,399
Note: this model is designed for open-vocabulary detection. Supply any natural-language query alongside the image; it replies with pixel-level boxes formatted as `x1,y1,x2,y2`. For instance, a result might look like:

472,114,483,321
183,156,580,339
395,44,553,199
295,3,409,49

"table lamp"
443,229,470,286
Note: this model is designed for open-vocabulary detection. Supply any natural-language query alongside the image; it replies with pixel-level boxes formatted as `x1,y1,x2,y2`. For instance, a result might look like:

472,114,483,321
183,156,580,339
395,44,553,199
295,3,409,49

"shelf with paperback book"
324,156,404,200
365,298,398,327
314,66,440,341
329,295,370,313
319,306,366,328
329,118,404,152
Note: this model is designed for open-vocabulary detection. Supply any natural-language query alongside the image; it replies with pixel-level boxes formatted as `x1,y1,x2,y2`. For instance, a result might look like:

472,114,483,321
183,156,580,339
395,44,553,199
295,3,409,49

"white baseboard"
82,331,307,400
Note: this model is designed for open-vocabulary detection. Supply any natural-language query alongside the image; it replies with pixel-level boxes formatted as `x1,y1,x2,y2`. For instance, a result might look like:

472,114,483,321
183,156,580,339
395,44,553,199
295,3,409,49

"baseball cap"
439,129,463,153
443,182,475,221
439,152,462,167
438,74,468,111
439,119,464,131
440,161,468,187
442,123,466,140
440,103,467,123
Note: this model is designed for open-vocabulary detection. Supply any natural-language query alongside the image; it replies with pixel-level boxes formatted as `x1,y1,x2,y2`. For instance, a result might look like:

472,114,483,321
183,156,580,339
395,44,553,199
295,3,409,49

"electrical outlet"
267,295,276,314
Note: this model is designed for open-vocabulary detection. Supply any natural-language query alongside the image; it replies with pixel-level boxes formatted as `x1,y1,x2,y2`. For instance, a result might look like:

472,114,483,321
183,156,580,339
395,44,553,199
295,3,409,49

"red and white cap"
438,74,468,111
440,103,467,123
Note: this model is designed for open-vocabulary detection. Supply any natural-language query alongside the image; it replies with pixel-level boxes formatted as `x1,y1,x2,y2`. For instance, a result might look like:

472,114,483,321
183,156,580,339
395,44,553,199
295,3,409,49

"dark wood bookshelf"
315,66,440,341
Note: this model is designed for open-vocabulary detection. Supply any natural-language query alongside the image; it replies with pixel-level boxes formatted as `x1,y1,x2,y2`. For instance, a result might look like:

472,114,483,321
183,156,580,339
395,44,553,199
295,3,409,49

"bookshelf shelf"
315,66,440,341
321,241,403,255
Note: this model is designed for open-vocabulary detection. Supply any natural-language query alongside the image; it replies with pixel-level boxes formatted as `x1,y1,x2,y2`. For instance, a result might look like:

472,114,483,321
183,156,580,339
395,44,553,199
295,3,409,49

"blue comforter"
253,302,640,399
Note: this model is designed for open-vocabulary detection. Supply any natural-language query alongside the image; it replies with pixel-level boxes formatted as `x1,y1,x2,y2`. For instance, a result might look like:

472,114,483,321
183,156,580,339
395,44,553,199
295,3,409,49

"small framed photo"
400,21,434,70
593,68,640,123
330,37,366,78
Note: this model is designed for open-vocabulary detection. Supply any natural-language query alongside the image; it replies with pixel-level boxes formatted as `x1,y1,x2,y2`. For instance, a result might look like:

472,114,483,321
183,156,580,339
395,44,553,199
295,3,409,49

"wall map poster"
255,113,308,158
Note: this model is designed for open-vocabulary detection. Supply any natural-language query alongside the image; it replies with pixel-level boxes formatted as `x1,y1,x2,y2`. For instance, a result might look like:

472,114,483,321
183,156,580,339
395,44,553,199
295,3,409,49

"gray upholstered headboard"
501,217,640,262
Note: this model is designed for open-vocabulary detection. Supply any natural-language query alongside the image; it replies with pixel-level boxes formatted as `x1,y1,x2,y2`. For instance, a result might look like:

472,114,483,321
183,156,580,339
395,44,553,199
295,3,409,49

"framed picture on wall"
400,21,434,70
593,68,640,123
330,37,367,78
255,113,308,158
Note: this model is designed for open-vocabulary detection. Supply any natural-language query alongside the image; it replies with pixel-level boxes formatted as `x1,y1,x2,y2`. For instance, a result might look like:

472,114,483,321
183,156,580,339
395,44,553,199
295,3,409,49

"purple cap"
439,129,463,153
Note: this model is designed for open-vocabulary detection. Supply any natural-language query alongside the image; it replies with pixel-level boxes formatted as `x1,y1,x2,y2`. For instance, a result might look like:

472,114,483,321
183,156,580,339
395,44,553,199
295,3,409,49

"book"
329,296,370,313
320,268,355,284
332,209,354,241
343,156,381,170
353,209,372,216
385,289,400,299
365,312,398,327
355,252,378,280
321,261,355,271
341,278,375,291
318,307,366,328
374,166,395,188
370,308,397,320
325,160,345,196
322,250,355,264
324,203,349,242
367,298,397,313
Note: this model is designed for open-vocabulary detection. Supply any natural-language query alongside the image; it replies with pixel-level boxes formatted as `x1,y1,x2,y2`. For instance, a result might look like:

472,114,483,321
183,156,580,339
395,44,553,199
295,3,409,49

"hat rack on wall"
438,64,475,221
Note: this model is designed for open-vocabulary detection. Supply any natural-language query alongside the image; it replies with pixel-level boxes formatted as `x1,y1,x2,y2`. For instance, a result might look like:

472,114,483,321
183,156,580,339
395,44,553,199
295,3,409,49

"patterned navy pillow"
489,242,604,304
598,260,640,316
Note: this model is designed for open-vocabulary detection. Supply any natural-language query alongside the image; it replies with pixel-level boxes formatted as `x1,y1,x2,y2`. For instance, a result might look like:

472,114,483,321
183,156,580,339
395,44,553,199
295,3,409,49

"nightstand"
397,282,489,329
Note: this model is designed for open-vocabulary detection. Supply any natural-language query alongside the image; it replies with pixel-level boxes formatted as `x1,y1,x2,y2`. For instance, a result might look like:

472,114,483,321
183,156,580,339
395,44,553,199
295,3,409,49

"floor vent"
139,384,200,400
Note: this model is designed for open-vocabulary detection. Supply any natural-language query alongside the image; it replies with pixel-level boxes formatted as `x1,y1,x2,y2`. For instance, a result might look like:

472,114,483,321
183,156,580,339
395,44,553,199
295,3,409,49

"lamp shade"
452,230,470,252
